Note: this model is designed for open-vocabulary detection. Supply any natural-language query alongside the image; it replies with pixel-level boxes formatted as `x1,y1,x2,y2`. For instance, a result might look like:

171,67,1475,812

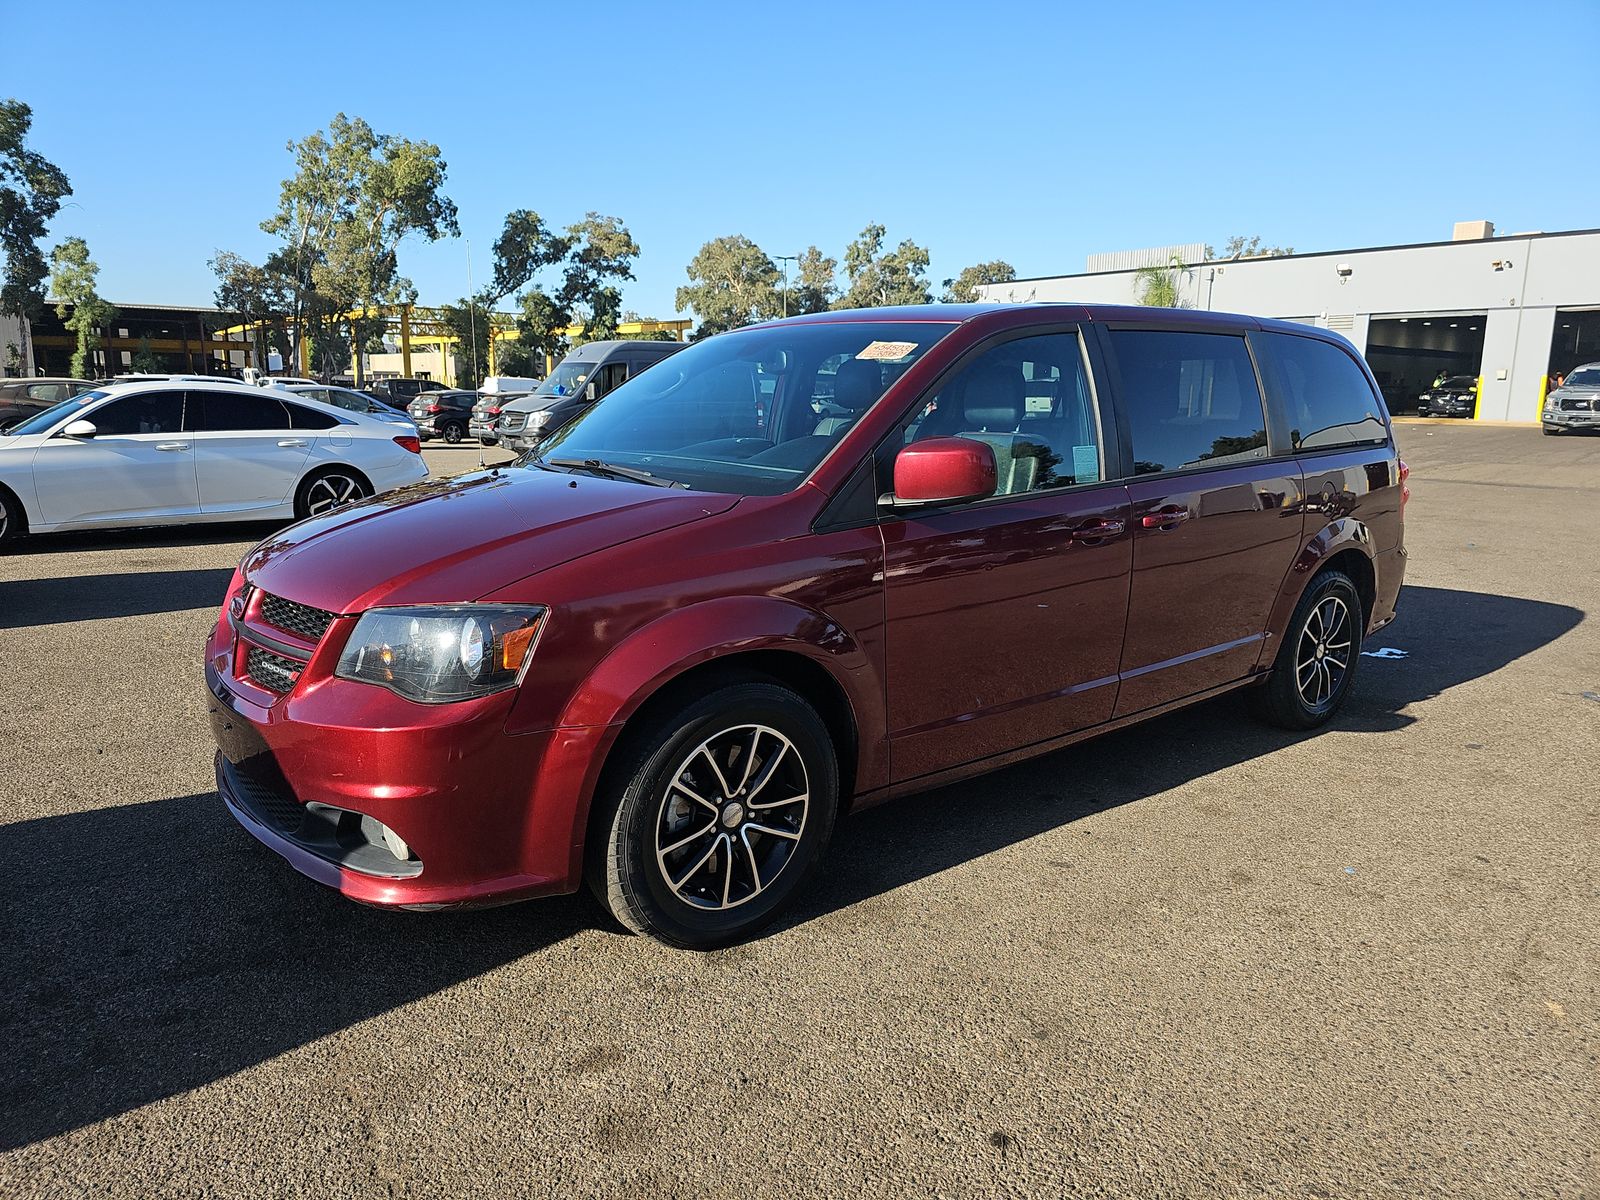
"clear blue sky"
7,0,1597,319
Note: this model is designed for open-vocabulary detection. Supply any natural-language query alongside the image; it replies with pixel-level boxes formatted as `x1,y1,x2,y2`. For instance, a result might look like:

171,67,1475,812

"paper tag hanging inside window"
856,341,918,362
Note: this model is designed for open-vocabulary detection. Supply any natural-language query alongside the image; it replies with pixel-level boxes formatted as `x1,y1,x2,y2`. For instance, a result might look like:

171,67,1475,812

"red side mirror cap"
893,437,997,506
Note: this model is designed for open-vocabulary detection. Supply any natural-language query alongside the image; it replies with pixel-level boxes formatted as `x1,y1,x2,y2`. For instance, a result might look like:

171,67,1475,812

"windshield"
536,361,597,398
1562,368,1600,388
524,321,958,496
2,390,110,436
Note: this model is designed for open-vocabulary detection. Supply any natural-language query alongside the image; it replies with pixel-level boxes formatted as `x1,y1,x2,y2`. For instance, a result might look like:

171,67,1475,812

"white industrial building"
976,223,1600,422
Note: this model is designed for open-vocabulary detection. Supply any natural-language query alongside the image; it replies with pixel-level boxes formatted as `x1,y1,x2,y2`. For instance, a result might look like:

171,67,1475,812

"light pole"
775,254,799,317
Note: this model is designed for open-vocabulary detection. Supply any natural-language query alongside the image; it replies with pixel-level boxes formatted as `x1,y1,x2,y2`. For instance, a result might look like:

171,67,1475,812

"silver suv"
1542,362,1600,435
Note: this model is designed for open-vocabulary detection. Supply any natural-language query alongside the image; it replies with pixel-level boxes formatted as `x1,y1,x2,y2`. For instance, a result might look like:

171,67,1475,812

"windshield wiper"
545,457,687,489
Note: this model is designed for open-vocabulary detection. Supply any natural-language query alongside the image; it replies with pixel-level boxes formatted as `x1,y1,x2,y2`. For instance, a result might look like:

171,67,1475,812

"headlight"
526,410,555,428
336,605,546,703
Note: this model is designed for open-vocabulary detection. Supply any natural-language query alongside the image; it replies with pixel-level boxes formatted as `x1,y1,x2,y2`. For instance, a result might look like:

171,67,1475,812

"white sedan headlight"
336,606,546,702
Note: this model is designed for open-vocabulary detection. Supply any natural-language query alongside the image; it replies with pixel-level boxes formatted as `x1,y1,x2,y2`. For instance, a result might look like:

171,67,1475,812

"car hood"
242,466,740,614
501,393,574,415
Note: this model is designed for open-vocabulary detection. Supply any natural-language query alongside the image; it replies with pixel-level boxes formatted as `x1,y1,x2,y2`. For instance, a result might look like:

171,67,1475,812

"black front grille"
260,592,336,642
499,412,526,432
1560,397,1593,412
246,646,302,694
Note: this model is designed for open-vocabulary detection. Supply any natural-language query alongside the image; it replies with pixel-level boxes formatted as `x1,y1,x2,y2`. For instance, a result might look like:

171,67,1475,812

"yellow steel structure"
210,306,690,382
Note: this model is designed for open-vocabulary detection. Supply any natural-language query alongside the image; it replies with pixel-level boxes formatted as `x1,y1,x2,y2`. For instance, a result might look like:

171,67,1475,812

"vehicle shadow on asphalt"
786,584,1584,929
2,521,278,557
0,569,238,629
0,585,1580,1150
0,795,592,1151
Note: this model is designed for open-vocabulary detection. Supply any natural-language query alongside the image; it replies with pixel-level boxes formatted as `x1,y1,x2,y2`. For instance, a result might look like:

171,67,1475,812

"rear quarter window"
1261,332,1390,452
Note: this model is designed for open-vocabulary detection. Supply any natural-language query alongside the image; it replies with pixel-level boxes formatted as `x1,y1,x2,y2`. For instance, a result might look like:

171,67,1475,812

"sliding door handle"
1140,506,1191,529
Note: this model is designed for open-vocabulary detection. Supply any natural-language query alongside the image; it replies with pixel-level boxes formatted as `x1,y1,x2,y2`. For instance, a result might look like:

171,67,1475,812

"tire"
1543,425,1560,436
441,422,464,444
588,681,839,949
1249,569,1364,730
294,467,371,521
0,486,24,550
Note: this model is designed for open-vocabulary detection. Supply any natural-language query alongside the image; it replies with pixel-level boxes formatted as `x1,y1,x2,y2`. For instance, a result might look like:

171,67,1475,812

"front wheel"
588,682,839,949
1249,569,1364,730
1543,424,1560,436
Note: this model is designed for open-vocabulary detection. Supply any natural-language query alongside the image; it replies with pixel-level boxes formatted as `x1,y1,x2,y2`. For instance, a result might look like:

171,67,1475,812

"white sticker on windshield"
856,340,917,362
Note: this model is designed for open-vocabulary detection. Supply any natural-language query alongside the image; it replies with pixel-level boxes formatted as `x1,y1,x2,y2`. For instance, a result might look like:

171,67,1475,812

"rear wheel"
441,422,464,444
588,682,839,949
294,467,370,520
1249,569,1364,730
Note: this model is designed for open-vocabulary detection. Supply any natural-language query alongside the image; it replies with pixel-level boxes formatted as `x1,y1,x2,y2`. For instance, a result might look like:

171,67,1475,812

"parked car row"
205,303,1406,948
494,340,687,452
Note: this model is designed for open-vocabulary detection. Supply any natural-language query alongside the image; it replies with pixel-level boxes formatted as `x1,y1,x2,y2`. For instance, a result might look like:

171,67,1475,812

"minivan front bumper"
205,645,609,909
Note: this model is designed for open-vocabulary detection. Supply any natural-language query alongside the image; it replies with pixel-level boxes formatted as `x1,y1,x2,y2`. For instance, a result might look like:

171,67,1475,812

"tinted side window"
284,401,341,429
189,391,292,432
1108,330,1267,475
27,383,67,402
596,363,628,397
1261,332,1389,452
900,332,1102,496
91,391,185,435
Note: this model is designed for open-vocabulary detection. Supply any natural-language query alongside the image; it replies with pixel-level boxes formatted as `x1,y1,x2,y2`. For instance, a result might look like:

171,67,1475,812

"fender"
1256,515,1375,670
534,595,885,886
555,593,877,734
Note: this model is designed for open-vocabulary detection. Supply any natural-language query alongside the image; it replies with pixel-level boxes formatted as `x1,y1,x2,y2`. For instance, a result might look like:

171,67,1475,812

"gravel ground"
1,428,1595,1199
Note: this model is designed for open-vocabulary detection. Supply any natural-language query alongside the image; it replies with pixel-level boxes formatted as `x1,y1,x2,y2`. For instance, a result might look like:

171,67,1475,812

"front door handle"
154,442,190,452
1069,518,1126,542
277,439,309,448
1140,505,1191,529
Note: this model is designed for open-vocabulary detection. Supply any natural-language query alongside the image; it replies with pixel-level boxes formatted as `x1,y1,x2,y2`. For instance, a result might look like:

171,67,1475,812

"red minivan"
206,304,1406,947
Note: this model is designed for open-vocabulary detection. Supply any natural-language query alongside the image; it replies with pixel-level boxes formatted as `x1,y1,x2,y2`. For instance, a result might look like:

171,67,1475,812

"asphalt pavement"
1,428,1595,1198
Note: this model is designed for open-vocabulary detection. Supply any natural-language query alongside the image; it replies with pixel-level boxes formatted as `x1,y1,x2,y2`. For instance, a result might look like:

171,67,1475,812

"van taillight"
1399,459,1410,511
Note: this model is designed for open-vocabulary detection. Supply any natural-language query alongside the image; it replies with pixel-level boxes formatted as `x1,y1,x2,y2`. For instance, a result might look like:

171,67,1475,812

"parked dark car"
207,304,1406,948
366,378,441,406
405,389,478,443
1417,375,1478,417
469,392,529,446
1540,362,1600,435
0,377,97,430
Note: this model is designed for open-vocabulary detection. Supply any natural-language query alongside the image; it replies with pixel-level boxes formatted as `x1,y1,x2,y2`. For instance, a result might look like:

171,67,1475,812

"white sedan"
0,379,429,548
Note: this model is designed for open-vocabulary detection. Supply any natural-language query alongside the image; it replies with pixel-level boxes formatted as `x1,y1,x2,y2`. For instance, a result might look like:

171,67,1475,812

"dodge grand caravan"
207,304,1406,948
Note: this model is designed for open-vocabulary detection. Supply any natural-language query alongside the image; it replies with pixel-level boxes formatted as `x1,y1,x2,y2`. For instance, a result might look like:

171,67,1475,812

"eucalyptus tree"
48,237,114,378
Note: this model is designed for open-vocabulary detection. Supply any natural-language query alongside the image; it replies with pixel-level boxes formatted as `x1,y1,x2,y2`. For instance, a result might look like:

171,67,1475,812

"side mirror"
585,382,596,402
890,437,997,507
62,419,98,439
